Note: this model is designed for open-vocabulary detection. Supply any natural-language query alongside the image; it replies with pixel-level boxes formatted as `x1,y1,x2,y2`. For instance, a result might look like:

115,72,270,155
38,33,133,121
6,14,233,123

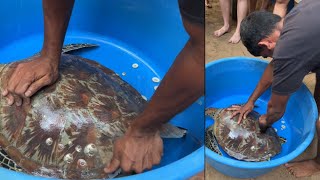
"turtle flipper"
0,147,23,172
279,137,287,145
107,168,122,179
33,43,98,56
205,108,218,119
61,43,98,54
232,103,259,108
205,127,222,156
159,123,187,138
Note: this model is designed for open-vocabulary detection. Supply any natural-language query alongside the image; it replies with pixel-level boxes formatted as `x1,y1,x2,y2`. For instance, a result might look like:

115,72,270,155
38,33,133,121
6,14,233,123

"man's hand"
227,102,255,124
104,127,163,174
258,114,269,133
2,55,59,106
3,0,78,106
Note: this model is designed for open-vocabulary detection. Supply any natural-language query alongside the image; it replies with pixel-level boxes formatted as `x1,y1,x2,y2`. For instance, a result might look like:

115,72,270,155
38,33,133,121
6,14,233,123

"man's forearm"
266,103,285,125
41,0,75,60
247,62,273,104
265,92,289,126
131,39,204,132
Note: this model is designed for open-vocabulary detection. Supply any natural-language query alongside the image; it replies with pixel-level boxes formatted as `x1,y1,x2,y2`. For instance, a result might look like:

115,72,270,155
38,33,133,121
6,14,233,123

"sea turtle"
0,44,186,179
205,107,286,162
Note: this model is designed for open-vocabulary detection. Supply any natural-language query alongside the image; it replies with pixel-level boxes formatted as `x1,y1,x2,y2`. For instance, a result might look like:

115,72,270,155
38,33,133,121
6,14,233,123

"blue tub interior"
205,57,317,178
0,1,204,179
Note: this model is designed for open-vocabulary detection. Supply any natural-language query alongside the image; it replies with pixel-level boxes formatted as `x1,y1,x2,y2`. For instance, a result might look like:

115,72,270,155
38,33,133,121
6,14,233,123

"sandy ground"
205,0,320,179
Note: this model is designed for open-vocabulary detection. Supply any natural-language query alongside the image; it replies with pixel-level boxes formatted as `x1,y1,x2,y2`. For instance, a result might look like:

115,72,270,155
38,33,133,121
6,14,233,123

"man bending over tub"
229,0,320,177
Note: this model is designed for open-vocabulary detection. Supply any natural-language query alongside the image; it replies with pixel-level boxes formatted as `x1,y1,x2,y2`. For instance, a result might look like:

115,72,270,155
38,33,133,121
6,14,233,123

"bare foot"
228,32,241,44
285,159,320,177
214,25,229,37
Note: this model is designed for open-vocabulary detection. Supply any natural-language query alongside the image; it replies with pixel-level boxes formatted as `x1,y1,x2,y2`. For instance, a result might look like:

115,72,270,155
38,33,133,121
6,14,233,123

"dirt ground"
205,0,320,179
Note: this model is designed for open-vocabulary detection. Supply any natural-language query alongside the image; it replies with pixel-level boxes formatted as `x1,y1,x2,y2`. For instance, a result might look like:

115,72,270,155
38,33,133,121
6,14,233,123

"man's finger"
14,96,22,107
237,113,244,124
6,93,14,106
2,89,8,97
104,158,120,174
231,111,240,118
23,97,31,105
120,154,133,173
159,139,163,156
244,110,250,119
152,152,161,165
143,153,153,170
227,107,240,111
7,73,20,96
132,160,144,174
25,76,50,97
14,79,32,97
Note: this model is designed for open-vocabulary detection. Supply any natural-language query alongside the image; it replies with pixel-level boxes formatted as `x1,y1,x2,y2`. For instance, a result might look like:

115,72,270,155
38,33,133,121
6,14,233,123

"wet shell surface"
0,54,146,179
205,108,282,162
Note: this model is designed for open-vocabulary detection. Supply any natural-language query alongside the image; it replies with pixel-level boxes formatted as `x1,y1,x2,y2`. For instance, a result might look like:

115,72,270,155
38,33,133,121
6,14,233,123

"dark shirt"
272,0,320,95
178,0,204,24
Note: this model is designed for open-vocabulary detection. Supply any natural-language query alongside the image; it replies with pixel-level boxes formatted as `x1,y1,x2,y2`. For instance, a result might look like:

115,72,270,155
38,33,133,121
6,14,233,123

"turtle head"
205,108,219,119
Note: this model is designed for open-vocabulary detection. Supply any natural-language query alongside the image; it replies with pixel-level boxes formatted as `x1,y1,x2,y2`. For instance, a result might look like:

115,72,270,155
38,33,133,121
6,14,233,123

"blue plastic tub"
205,57,318,178
0,1,204,179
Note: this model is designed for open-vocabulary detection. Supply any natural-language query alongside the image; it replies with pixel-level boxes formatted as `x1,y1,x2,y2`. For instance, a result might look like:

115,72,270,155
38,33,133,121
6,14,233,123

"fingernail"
25,90,32,97
2,89,8,96
16,101,22,107
104,168,109,173
8,99,14,106
25,99,30,105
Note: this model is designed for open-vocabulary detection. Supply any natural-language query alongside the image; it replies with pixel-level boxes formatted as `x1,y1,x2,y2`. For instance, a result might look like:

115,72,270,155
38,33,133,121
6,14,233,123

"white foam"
225,118,251,139
32,167,61,178
38,106,65,131
132,63,139,68
152,77,160,83
37,105,89,132
228,129,251,139
141,95,147,101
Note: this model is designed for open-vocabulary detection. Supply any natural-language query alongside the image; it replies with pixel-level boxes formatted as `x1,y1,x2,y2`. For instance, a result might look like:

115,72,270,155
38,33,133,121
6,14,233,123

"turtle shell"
0,54,146,179
205,108,282,162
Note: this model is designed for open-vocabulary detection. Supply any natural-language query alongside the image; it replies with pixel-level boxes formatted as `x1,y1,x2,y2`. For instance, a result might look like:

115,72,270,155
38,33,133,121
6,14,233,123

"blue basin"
205,57,318,178
0,0,204,179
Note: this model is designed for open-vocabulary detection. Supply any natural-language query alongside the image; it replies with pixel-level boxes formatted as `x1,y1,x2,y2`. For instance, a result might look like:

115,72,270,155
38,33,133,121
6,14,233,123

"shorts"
178,0,204,24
